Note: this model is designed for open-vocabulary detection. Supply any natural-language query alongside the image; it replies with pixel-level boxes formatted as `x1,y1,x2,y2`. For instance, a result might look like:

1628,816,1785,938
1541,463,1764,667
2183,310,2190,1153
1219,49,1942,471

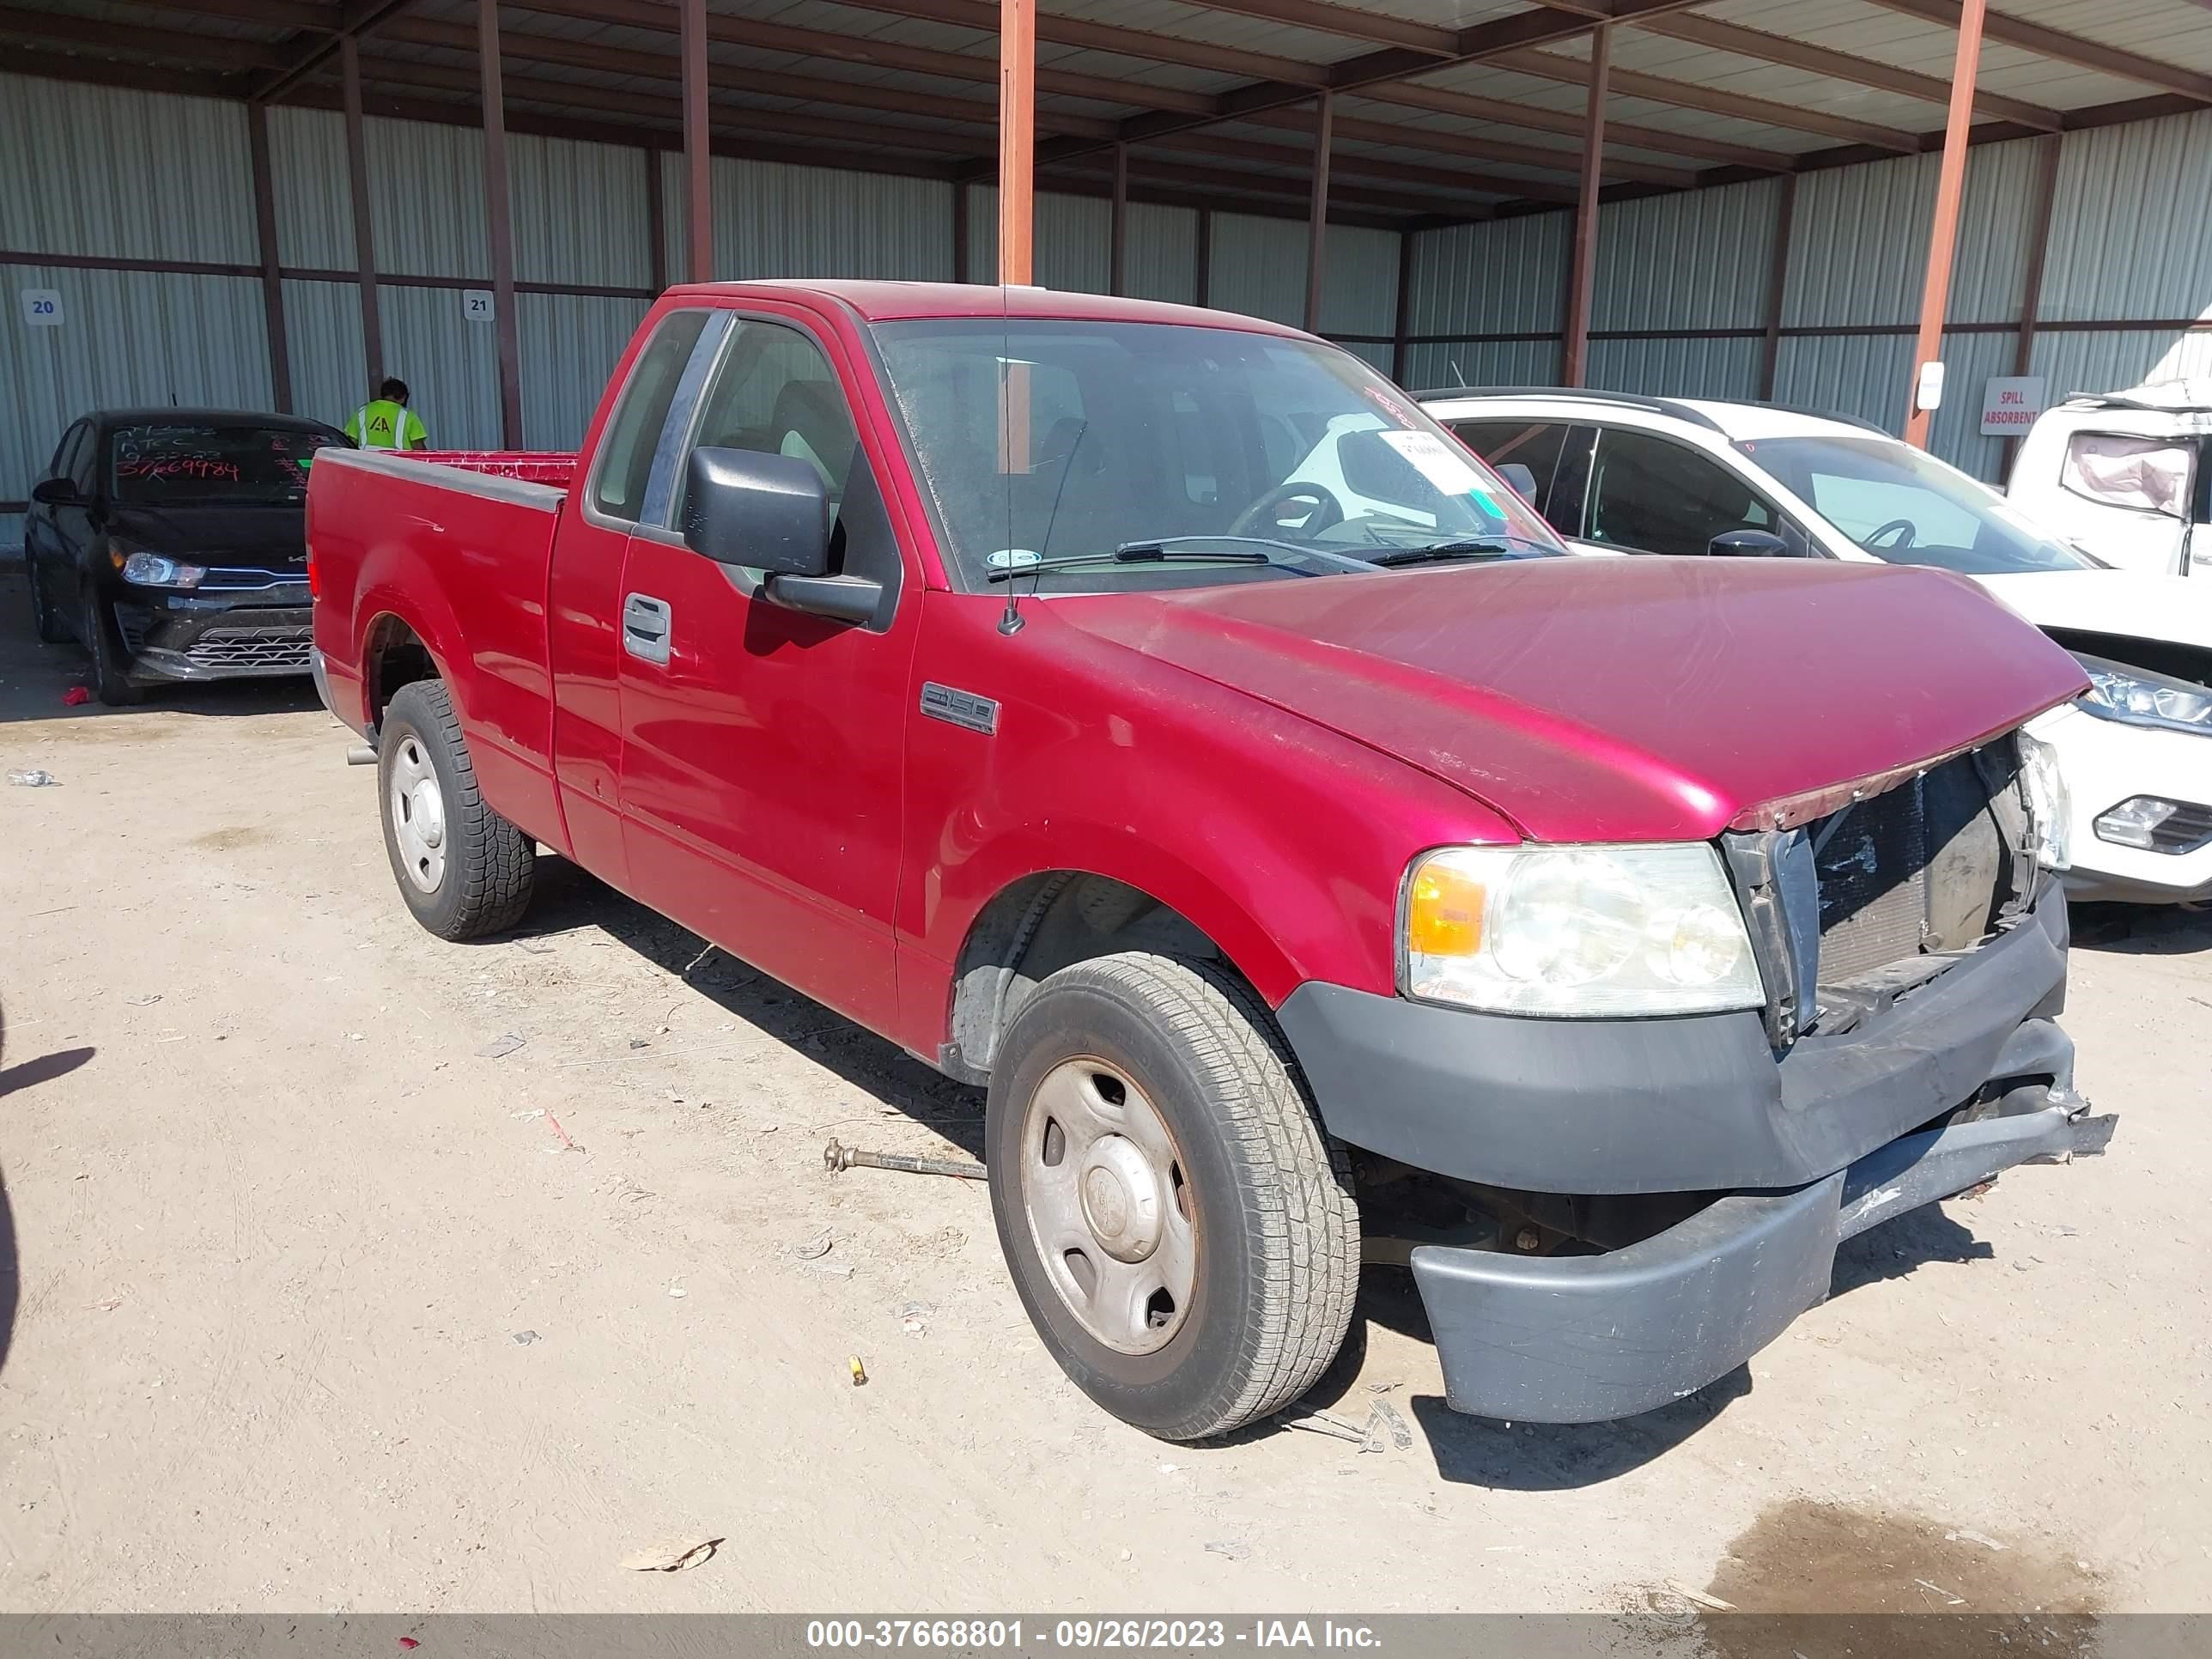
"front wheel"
378,679,535,939
987,952,1360,1441
81,590,138,705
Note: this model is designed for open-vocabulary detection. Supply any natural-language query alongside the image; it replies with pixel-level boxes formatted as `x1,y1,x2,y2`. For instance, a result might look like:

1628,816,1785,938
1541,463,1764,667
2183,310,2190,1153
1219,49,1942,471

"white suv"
1419,387,2212,907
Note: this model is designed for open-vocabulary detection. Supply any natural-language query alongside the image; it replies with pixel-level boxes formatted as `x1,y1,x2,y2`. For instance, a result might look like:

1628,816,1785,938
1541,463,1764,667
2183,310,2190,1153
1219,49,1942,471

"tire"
377,678,535,940
26,556,66,645
81,589,139,706
986,951,1360,1442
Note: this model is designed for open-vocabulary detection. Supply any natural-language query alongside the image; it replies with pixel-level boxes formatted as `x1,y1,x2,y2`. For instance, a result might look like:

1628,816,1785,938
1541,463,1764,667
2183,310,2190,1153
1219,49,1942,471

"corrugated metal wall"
21,64,2212,539
1406,113,2212,483
678,158,952,283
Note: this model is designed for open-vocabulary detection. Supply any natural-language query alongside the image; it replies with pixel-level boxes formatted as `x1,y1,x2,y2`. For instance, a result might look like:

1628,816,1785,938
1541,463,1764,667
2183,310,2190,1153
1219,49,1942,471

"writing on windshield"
109,424,341,503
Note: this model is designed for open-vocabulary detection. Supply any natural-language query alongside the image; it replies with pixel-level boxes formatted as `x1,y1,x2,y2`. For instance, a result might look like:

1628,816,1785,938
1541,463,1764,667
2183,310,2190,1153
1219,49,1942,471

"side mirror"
682,447,831,577
1493,462,1537,502
1709,528,1790,558
30,477,82,507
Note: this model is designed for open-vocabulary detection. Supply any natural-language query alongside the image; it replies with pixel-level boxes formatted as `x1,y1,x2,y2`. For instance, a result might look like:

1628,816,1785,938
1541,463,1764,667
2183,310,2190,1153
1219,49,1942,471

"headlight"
2075,653,2212,737
117,550,206,589
2018,728,2071,872
1401,842,1765,1018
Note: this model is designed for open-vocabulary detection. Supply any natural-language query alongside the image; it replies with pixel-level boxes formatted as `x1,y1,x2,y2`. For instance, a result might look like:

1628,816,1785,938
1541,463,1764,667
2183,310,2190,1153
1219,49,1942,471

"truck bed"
308,447,574,856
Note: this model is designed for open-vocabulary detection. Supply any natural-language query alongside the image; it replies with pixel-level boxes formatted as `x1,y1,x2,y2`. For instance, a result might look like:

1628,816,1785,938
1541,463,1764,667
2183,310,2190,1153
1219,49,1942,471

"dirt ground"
1,564,2208,1619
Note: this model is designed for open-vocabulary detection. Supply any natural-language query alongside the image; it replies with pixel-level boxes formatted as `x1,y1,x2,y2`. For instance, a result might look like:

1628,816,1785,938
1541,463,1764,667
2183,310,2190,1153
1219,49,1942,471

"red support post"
1109,142,1128,295
246,100,292,413
341,34,383,392
480,0,525,448
1905,0,1988,449
1304,91,1333,334
1560,21,1608,388
681,0,713,282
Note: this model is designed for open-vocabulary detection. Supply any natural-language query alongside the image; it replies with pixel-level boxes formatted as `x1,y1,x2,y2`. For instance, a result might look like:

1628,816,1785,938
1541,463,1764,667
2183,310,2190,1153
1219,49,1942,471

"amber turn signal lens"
1406,862,1485,957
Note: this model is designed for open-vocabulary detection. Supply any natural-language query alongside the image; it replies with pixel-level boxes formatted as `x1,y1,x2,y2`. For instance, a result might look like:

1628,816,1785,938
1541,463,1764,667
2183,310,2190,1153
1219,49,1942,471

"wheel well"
364,616,438,733
944,872,1229,1084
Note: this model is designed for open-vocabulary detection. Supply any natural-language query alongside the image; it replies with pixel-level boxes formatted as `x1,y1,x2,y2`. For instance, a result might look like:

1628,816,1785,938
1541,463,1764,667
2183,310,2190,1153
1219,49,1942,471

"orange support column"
999,0,1035,285
1905,0,1988,449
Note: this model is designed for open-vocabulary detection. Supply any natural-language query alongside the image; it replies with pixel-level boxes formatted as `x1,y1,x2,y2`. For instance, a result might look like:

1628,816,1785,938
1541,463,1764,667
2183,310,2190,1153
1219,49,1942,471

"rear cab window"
589,309,713,523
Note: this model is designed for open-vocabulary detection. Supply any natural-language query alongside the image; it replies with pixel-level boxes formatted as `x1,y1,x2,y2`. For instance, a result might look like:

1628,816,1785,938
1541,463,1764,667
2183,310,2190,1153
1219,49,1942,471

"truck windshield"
872,318,1564,590
1741,433,2101,575
107,423,342,505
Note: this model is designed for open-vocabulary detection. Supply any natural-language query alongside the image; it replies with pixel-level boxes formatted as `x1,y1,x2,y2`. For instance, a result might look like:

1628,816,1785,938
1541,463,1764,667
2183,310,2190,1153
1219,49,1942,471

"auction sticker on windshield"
1379,429,1494,499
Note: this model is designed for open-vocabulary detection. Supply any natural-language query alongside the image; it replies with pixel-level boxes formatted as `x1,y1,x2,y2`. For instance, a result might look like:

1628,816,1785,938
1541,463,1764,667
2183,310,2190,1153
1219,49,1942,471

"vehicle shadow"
2069,900,2212,956
1829,1199,1992,1294
0,1004,25,1377
502,857,988,1158
0,567,320,726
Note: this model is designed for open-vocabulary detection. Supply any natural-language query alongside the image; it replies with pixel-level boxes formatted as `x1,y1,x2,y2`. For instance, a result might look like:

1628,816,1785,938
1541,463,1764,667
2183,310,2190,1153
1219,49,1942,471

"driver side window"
679,320,861,524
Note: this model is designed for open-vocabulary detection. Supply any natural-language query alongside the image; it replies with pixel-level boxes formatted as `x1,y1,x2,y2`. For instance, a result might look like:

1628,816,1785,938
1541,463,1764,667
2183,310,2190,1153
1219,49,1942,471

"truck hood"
1060,556,2087,842
1972,568,2212,653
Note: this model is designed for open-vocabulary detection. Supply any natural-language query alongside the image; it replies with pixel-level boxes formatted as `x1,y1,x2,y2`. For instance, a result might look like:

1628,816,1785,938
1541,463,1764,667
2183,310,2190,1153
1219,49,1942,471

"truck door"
612,310,918,1036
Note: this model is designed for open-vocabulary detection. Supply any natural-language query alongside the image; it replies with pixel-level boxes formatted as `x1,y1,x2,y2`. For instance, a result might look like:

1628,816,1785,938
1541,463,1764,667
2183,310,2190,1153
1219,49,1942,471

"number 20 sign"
21,289,64,327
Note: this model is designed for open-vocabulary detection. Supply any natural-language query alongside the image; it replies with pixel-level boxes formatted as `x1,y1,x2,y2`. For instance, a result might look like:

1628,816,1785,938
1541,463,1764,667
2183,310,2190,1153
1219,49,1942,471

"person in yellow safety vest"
345,377,429,451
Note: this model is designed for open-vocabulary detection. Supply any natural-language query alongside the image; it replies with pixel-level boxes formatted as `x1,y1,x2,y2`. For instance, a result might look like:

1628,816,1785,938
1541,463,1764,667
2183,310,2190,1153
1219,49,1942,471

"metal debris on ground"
823,1139,987,1181
785,1231,834,1261
512,1330,540,1346
619,1538,721,1573
125,995,161,1007
1359,1399,1414,1454
7,769,58,787
1664,1582,1737,1613
896,1299,933,1337
1203,1540,1252,1562
1282,1409,1368,1445
1947,1528,2007,1551
475,1034,526,1059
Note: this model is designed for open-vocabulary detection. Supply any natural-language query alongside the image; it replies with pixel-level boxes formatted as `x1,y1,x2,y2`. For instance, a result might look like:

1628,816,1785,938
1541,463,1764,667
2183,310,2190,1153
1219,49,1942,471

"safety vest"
347,399,427,450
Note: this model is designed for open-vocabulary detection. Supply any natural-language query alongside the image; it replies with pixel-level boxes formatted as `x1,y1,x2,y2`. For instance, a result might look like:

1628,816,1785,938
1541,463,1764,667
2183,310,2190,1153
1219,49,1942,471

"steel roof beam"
1239,102,1698,187
1857,0,2212,104
1481,46,1923,150
254,0,420,103
0,5,293,66
1638,11,2063,131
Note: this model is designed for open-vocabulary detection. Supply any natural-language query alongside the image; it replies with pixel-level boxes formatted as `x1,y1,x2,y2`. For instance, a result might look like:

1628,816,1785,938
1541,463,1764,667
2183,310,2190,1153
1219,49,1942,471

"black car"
24,409,351,703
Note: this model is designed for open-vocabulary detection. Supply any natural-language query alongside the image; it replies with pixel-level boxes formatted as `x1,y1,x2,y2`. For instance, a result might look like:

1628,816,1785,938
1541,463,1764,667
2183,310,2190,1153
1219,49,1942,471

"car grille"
187,627,314,671
1807,743,2032,988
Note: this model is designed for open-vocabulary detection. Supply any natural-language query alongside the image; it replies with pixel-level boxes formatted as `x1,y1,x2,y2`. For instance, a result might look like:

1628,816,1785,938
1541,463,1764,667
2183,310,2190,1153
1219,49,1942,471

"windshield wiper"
984,537,1363,583
1366,535,1551,568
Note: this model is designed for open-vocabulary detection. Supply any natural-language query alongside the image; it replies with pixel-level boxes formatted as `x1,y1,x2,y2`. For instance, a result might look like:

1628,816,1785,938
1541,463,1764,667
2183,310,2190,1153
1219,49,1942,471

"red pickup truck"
309,282,2114,1439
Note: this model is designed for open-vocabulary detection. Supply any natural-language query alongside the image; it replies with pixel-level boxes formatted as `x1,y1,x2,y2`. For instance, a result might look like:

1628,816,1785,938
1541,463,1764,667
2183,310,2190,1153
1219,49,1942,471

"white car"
1420,387,2212,906
2008,381,2209,578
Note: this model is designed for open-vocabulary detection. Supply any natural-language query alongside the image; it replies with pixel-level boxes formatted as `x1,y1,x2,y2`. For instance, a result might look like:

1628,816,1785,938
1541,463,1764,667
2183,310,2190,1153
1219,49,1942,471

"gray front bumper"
1413,1100,2117,1424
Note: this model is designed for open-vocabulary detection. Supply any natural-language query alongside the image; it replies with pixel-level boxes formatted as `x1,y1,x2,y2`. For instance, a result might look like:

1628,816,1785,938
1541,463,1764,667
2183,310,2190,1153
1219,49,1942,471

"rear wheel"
378,679,535,939
987,951,1359,1441
81,589,138,706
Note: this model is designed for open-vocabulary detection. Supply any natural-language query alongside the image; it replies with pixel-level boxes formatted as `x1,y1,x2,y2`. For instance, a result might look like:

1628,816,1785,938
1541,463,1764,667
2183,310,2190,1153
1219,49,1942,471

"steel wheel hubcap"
1021,1058,1196,1355
389,737,447,892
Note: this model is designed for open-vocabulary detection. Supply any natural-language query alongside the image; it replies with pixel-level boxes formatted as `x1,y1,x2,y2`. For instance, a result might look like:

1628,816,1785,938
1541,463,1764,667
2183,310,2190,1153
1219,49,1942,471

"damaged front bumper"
1410,1094,2115,1424
1278,885,2119,1424
112,592,314,684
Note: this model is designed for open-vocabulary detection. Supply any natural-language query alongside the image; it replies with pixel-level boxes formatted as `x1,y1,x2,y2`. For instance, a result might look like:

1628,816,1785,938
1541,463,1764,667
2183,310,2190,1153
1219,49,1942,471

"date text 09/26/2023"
805,1621,1384,1651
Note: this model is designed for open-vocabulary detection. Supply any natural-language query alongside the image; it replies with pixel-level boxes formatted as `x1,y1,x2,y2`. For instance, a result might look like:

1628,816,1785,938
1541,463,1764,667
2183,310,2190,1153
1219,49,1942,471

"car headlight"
117,550,207,589
2074,653,2212,738
1400,842,1765,1018
2018,728,2071,872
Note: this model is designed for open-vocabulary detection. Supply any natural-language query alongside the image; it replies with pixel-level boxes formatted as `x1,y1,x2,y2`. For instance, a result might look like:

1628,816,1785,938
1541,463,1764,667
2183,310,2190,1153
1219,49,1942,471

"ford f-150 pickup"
308,281,2117,1440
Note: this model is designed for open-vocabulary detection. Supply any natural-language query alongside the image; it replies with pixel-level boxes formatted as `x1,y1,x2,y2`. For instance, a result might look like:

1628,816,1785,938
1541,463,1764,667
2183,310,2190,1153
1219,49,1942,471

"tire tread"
385,680,534,939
